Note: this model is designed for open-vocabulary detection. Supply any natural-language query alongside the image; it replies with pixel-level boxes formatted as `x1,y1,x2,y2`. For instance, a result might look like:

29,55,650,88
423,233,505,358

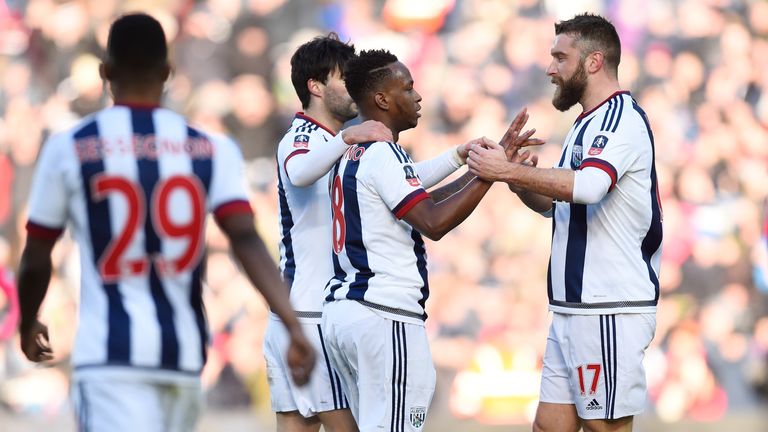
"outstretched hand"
287,328,315,386
499,107,545,161
20,319,53,363
467,139,512,182
342,120,393,145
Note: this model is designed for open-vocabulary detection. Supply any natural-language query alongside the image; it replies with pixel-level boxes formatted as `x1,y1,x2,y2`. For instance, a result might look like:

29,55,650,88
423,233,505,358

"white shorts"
540,312,656,420
263,315,348,417
322,300,436,431
71,375,201,432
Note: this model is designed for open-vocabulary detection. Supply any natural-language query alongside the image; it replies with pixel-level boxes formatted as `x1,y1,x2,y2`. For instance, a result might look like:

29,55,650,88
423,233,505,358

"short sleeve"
365,144,429,219
208,135,253,221
26,135,69,238
579,130,638,192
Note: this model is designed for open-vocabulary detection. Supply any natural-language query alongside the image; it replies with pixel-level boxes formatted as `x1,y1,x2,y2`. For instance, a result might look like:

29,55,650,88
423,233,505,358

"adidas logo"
586,399,603,411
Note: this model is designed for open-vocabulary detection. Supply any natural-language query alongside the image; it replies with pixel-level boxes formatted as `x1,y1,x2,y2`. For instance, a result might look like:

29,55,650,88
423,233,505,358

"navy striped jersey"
548,91,663,314
25,104,252,381
324,141,430,325
276,113,338,321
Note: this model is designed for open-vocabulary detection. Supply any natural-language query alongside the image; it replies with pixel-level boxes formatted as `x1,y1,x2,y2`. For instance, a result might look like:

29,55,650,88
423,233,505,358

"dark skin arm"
429,172,476,203
402,169,492,241
17,235,57,362
216,213,314,385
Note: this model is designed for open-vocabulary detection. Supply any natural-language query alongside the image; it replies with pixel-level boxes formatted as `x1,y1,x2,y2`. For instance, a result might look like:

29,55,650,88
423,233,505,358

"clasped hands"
465,108,544,193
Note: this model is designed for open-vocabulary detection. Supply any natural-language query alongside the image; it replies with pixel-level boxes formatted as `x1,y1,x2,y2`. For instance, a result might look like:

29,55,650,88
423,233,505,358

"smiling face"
546,33,589,111
381,61,422,132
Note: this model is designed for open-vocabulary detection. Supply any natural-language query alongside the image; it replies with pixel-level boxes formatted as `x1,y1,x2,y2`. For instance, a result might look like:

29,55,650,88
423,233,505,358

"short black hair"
555,13,621,76
290,33,356,109
106,13,168,81
344,49,399,104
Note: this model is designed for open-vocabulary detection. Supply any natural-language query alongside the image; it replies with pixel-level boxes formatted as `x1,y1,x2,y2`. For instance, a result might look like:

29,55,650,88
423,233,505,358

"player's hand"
467,139,514,182
286,327,315,386
342,120,393,145
499,107,545,160
19,319,53,363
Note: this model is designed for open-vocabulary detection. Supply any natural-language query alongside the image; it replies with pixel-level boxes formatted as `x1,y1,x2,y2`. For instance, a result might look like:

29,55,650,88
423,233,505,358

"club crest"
571,142,583,169
410,406,426,429
293,134,310,148
588,134,609,156
403,165,421,187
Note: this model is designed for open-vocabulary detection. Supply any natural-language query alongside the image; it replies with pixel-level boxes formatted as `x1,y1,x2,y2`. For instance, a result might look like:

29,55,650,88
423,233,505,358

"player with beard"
467,13,662,432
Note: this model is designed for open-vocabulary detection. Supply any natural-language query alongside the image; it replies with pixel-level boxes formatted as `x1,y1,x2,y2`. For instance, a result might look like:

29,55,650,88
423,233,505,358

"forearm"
504,165,574,203
516,189,554,214
424,178,492,239
17,248,53,332
429,172,476,203
230,233,301,330
414,146,463,190
285,134,348,187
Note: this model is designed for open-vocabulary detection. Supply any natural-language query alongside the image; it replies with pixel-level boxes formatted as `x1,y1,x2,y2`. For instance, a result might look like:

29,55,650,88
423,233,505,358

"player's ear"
374,91,389,110
308,78,323,98
587,51,604,74
99,62,112,81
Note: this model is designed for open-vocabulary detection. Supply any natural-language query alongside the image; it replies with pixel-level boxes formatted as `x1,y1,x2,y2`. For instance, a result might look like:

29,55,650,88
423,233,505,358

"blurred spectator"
1,0,768,427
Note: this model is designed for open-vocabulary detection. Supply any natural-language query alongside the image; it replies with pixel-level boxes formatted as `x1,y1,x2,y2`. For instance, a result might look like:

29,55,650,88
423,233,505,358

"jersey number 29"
91,174,205,281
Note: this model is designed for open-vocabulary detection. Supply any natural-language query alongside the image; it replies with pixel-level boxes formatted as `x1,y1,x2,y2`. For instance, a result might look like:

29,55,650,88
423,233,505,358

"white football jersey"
548,91,663,314
26,104,252,382
324,141,430,325
276,113,339,321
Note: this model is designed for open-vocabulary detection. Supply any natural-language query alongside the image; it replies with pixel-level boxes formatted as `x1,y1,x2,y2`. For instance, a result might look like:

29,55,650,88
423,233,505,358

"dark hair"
290,33,356,109
106,13,168,81
344,49,399,104
555,13,621,76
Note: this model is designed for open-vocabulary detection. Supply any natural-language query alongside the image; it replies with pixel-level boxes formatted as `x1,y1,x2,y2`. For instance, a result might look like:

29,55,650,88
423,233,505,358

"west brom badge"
571,142,583,169
410,406,426,429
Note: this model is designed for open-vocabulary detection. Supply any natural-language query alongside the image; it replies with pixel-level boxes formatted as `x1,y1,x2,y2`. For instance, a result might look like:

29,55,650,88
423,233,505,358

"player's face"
547,34,588,112
383,61,422,132
323,68,358,123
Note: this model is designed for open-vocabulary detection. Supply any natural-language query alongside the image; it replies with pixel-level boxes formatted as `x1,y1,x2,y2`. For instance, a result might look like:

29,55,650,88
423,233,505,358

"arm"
286,120,392,187
401,177,492,241
429,171,476,203
216,212,314,385
17,235,57,362
412,145,464,190
467,141,612,205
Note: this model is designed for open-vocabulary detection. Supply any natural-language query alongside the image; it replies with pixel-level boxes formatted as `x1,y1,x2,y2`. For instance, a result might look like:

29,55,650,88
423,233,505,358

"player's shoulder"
362,141,411,163
278,114,334,153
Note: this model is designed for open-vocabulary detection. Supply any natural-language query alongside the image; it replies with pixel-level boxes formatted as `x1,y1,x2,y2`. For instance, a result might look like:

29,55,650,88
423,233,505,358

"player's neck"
303,107,344,134
579,80,622,114
111,84,164,108
359,114,399,142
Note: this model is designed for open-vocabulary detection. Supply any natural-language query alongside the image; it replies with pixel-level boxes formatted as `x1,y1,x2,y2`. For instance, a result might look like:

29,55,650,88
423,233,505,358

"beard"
552,62,588,112
325,90,358,123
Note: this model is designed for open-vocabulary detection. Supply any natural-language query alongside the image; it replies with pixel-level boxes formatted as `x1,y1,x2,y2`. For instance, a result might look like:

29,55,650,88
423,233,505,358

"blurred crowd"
1,0,768,426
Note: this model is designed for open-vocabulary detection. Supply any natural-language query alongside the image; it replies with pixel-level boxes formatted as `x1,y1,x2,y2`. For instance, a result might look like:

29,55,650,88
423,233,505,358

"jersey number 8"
331,174,345,254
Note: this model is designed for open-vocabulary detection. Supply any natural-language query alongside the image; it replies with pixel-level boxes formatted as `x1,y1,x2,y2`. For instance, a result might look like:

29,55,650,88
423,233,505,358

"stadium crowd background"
1,0,768,429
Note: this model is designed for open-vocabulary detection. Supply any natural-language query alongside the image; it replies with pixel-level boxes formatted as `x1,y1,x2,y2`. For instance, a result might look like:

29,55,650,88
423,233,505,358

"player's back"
27,104,249,382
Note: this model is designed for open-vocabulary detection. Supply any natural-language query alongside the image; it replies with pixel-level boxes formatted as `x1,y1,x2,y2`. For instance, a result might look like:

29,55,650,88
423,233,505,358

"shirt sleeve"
282,132,348,187
208,135,254,221
579,130,639,192
412,146,463,189
26,134,69,239
364,144,430,219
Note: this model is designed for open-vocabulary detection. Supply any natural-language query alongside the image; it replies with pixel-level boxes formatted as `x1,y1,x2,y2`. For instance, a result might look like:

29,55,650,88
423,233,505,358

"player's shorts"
71,375,201,432
539,312,656,420
322,300,436,431
263,314,349,417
